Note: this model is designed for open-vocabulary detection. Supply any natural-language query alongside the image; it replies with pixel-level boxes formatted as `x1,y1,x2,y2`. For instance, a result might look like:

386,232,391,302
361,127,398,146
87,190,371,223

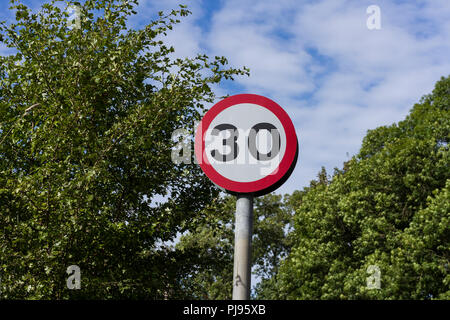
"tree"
173,193,294,299
0,0,248,299
277,76,449,299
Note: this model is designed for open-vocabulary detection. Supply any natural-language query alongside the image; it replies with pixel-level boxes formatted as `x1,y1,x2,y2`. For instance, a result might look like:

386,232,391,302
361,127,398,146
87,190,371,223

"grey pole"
232,194,253,300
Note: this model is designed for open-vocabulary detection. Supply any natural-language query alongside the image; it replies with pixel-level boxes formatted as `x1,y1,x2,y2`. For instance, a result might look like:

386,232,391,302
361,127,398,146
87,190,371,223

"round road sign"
195,94,298,196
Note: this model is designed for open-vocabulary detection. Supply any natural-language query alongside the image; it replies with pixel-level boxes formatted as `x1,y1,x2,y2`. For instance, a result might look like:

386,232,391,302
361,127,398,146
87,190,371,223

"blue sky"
1,0,450,195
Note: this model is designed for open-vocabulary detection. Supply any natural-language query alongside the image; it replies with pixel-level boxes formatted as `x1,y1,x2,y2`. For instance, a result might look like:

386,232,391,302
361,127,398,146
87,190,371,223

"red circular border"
195,94,298,194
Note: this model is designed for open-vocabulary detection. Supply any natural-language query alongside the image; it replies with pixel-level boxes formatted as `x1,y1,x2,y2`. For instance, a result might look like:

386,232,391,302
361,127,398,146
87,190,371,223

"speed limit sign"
195,94,298,196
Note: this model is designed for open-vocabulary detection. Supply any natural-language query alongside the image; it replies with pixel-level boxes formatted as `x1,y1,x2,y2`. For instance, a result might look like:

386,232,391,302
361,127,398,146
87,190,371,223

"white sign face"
195,94,298,195
204,103,287,182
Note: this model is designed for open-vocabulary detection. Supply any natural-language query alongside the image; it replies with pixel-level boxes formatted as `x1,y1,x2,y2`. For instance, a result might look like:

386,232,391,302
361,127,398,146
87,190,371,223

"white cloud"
131,0,205,59
201,0,450,193
206,0,314,97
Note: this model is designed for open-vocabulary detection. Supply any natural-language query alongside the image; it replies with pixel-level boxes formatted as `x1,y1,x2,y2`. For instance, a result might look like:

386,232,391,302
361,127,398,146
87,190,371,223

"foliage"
0,0,248,299
277,76,450,299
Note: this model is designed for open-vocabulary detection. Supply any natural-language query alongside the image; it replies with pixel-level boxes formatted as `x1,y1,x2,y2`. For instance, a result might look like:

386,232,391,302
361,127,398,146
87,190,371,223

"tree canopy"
0,0,248,299
276,76,449,299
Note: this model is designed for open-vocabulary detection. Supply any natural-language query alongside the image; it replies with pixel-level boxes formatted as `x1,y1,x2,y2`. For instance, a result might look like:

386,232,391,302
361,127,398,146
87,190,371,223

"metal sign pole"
195,94,298,299
232,193,253,300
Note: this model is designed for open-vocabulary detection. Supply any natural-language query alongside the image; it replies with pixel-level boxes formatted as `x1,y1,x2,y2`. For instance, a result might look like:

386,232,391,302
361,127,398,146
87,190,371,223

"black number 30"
210,123,281,162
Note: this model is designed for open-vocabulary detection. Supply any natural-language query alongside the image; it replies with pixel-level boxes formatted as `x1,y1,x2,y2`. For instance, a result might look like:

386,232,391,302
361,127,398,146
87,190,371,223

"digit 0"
248,122,280,160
